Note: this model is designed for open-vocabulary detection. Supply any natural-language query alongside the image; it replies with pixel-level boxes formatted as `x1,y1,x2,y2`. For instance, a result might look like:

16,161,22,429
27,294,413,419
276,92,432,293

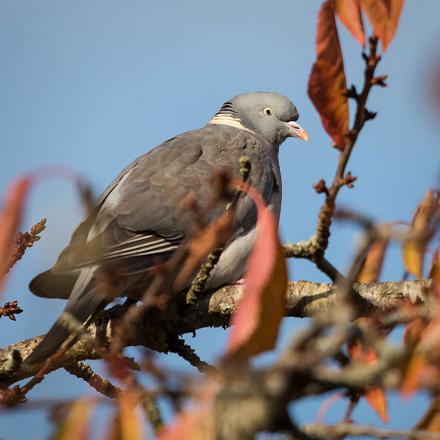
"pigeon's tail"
30,269,79,299
26,268,103,364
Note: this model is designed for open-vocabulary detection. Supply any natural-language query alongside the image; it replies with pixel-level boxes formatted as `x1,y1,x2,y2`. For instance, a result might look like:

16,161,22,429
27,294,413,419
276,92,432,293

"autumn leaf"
308,0,349,150
365,388,388,423
225,186,288,361
335,0,365,46
360,0,404,51
357,239,389,283
158,406,214,440
402,317,436,396
52,398,95,440
384,0,405,50
107,393,144,440
401,350,428,397
414,395,440,435
348,321,389,423
158,383,216,440
0,168,93,291
0,176,33,288
173,209,234,291
402,191,440,279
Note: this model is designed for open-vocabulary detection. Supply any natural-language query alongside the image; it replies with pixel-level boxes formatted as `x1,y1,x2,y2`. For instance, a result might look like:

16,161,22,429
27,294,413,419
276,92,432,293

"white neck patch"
208,114,256,134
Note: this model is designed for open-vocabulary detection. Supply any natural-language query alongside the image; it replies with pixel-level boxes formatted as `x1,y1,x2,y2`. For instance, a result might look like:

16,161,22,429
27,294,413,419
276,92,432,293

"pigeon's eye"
263,107,273,116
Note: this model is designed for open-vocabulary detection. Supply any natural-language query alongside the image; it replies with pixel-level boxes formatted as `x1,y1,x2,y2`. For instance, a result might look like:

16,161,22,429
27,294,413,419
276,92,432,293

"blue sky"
0,1,439,438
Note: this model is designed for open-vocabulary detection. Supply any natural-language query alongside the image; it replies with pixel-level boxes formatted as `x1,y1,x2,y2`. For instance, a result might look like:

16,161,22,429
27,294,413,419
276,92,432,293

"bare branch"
64,361,120,399
285,37,384,279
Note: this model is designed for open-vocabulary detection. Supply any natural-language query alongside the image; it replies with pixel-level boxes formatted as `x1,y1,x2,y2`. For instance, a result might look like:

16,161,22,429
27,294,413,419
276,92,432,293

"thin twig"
170,337,216,373
64,361,120,399
7,218,46,273
284,37,383,279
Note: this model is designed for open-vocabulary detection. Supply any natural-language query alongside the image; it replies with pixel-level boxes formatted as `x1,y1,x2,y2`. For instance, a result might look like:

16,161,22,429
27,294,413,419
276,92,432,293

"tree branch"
284,37,384,280
0,279,429,387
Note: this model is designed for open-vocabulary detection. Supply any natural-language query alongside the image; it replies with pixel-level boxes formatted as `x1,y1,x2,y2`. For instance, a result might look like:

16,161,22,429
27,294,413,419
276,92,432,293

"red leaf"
0,177,33,287
225,186,288,361
360,0,404,51
0,168,93,292
335,0,365,46
357,239,389,283
308,0,349,150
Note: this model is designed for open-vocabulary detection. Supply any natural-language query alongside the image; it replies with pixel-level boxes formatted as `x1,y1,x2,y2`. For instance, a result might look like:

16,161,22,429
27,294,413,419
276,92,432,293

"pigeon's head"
209,92,309,147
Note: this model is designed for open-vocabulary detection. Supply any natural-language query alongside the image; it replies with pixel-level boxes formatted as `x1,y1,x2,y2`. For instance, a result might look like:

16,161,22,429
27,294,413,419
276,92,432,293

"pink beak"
287,121,309,142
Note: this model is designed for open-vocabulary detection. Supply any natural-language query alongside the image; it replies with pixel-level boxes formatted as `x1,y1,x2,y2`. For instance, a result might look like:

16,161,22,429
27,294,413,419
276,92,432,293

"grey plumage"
27,92,308,363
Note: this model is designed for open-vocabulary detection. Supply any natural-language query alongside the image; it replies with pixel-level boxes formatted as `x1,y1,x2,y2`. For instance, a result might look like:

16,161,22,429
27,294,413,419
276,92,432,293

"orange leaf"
335,0,365,46
159,384,216,440
348,336,378,365
53,398,95,440
115,393,144,440
159,407,214,440
360,0,389,44
308,0,349,150
402,191,440,279
0,176,33,287
357,239,389,283
401,351,428,397
365,388,389,423
348,320,389,422
173,210,234,291
383,0,404,50
360,0,404,51
415,395,440,433
225,187,288,361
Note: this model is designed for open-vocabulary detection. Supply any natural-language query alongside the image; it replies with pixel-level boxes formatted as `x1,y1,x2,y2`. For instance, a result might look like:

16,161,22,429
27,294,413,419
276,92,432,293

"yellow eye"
263,107,273,116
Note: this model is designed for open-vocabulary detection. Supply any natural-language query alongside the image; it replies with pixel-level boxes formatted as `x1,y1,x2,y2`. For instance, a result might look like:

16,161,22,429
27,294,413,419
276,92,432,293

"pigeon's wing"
51,125,275,273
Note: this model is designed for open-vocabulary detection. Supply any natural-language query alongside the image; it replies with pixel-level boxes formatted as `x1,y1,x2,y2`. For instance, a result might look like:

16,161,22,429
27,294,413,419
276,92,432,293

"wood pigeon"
27,92,309,363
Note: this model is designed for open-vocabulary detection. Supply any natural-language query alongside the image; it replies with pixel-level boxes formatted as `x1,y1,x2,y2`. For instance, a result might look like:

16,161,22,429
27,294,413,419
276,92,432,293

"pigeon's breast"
205,189,281,290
